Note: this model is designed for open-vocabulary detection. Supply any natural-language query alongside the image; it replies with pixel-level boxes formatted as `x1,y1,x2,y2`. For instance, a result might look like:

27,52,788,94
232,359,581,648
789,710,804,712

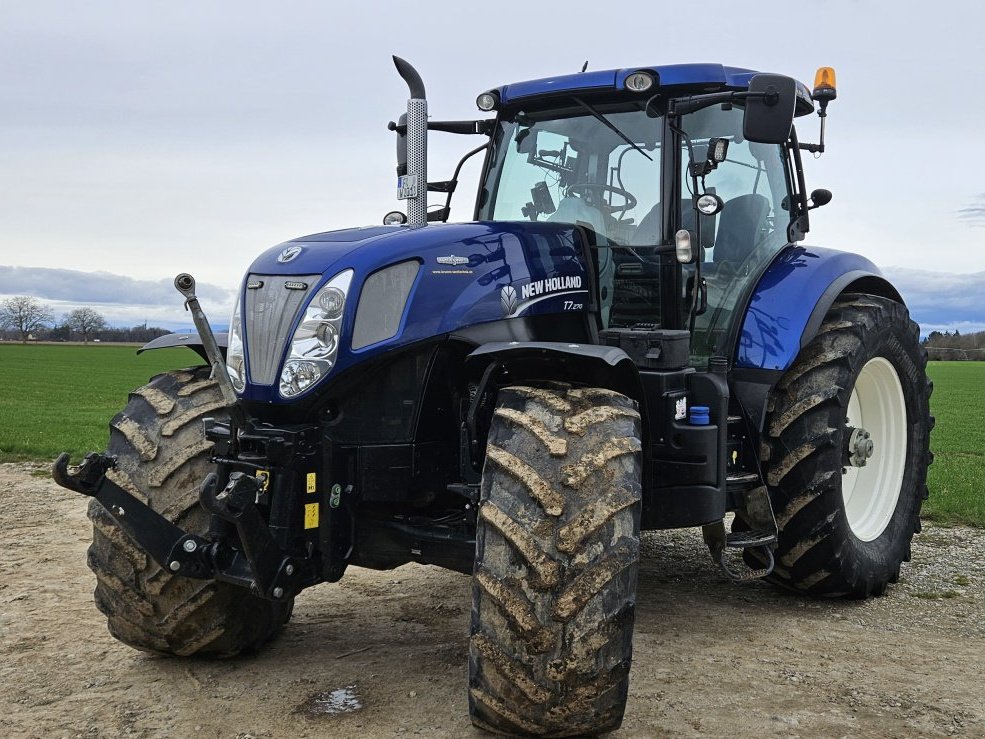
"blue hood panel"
241,222,590,403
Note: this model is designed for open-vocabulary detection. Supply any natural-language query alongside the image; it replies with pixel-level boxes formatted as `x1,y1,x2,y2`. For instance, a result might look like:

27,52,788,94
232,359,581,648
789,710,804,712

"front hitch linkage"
52,452,301,600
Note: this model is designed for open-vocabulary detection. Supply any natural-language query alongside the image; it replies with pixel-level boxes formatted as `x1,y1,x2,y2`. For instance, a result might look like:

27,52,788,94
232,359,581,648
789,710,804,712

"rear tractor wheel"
469,384,642,736
86,366,293,656
754,294,933,597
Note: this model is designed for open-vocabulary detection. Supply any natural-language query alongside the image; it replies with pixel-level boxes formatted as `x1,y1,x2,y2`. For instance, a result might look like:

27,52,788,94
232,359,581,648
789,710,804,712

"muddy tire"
86,366,292,656
469,384,642,737
753,295,933,597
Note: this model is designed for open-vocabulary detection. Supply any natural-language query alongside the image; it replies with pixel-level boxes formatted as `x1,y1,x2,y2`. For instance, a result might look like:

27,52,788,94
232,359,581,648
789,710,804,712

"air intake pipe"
393,56,427,226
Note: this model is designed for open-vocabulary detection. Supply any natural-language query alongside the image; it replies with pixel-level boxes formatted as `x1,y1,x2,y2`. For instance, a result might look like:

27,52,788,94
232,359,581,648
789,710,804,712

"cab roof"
494,63,814,114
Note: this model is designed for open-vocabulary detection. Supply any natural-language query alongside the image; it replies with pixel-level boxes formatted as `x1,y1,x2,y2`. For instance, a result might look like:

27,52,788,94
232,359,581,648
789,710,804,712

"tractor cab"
473,64,819,365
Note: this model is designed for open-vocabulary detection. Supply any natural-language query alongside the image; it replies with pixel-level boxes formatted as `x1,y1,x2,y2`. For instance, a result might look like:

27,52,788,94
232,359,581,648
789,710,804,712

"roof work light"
624,71,655,92
476,92,498,112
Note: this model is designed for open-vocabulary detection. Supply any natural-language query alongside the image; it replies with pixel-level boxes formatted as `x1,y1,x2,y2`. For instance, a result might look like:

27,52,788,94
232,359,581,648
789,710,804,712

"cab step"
726,528,776,550
702,484,779,583
726,471,761,491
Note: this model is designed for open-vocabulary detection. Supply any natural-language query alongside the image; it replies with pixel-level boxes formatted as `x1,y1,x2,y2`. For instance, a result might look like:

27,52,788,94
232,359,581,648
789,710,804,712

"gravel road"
2,461,984,738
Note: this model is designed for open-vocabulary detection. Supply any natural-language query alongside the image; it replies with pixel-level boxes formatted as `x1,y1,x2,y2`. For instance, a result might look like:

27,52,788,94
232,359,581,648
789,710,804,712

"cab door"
678,104,795,365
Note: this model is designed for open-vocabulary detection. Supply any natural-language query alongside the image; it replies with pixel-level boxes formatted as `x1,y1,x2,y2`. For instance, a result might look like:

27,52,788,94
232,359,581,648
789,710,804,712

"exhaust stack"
393,56,427,225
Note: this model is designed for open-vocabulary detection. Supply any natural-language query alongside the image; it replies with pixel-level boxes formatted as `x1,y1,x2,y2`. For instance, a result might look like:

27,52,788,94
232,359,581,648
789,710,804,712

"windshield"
478,104,665,248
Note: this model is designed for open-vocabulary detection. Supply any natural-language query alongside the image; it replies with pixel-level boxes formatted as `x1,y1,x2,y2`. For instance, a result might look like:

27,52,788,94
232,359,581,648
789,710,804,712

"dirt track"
2,461,984,738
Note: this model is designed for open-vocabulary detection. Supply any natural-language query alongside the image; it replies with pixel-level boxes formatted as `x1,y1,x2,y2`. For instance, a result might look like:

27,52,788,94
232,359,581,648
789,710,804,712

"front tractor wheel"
86,366,293,656
756,294,933,597
469,384,642,737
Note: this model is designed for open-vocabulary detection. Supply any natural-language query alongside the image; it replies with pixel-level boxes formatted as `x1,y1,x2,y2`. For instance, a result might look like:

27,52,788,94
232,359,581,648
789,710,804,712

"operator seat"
632,143,709,247
548,194,608,240
548,194,613,323
712,193,770,269
631,199,699,246
631,203,662,246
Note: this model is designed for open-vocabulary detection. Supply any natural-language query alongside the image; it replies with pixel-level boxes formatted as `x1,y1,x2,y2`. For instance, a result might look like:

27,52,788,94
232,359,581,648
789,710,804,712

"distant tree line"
3,293,983,357
0,295,170,344
922,330,985,361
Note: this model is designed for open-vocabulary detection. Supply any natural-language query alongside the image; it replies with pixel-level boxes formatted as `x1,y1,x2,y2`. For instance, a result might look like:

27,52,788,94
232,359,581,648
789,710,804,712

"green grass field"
1,345,982,526
923,362,985,527
0,344,194,462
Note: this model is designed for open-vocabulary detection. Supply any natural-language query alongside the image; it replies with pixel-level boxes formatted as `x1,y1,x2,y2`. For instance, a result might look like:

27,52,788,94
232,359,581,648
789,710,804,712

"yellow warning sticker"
306,472,317,494
304,502,319,529
255,469,270,493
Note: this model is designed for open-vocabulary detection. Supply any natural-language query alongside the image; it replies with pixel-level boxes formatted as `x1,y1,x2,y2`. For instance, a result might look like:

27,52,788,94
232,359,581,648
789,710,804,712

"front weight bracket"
53,452,214,578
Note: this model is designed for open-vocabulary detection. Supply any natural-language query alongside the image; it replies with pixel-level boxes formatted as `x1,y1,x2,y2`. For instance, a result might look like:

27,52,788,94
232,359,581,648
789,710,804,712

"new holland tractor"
55,58,932,736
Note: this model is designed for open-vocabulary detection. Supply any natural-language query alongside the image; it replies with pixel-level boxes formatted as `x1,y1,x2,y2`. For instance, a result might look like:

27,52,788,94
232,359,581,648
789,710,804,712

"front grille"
245,274,319,385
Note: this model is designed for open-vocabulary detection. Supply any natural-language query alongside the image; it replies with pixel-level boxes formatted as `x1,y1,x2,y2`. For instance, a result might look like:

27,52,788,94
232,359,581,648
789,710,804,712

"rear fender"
733,245,903,429
736,246,902,372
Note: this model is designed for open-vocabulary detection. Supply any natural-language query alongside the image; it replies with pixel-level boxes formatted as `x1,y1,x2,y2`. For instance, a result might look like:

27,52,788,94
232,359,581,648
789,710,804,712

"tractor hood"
239,221,590,402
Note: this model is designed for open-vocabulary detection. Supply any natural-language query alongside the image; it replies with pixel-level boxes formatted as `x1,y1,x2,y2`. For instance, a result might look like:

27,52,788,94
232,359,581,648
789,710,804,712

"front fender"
138,332,228,363
467,341,642,402
736,246,903,371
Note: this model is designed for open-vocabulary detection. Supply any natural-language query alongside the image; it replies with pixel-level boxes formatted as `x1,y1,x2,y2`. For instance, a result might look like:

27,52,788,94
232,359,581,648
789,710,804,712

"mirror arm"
798,97,831,155
433,141,490,223
388,119,496,136
786,128,810,241
669,89,771,117
670,91,733,116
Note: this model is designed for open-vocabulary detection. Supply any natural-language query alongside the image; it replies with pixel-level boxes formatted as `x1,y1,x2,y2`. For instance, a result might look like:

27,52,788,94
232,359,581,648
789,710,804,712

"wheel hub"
846,427,875,468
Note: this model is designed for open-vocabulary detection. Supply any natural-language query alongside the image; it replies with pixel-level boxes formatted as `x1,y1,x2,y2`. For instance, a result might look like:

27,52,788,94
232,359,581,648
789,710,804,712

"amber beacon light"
807,66,838,154
813,67,837,105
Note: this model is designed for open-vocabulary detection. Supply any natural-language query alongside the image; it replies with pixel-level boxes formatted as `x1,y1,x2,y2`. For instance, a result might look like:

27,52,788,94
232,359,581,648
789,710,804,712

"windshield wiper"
571,96,652,161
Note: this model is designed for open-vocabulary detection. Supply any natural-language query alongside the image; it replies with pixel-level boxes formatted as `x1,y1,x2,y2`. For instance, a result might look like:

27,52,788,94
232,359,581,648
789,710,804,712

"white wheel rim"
841,357,908,541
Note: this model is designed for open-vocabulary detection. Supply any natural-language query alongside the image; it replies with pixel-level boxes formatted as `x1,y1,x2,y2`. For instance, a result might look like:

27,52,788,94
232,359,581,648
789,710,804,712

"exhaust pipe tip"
392,56,426,99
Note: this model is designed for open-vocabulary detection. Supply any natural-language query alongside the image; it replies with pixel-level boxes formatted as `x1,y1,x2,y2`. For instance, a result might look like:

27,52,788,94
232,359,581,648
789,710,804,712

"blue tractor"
56,59,932,736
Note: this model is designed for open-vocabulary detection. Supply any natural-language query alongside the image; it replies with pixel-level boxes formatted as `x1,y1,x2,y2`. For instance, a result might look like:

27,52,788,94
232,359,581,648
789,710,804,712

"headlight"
279,269,353,398
226,289,246,392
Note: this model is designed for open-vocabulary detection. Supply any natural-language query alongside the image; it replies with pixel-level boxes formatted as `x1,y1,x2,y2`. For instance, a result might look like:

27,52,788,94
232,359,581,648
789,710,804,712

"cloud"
0,266,233,331
0,265,231,305
957,194,985,227
883,266,985,334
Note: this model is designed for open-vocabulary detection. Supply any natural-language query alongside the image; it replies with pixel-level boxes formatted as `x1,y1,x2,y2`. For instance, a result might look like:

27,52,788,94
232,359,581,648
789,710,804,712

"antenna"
580,60,589,73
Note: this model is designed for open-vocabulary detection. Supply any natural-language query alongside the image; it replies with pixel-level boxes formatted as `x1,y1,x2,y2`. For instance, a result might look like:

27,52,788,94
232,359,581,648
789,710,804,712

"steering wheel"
565,183,637,215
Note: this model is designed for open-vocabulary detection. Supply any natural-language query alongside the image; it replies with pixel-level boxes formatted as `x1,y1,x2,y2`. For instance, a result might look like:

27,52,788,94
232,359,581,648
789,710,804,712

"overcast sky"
1,1,983,331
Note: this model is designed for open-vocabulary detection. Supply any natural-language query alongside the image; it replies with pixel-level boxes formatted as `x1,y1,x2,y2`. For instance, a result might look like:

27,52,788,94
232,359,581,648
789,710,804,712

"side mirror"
809,188,832,209
394,113,408,176
743,74,797,144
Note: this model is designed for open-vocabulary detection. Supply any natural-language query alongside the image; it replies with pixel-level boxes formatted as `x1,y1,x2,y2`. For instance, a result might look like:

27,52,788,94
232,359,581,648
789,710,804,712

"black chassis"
56,311,766,602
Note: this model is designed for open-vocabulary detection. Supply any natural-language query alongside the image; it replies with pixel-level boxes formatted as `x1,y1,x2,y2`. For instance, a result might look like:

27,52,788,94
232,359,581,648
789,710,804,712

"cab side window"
681,105,791,271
